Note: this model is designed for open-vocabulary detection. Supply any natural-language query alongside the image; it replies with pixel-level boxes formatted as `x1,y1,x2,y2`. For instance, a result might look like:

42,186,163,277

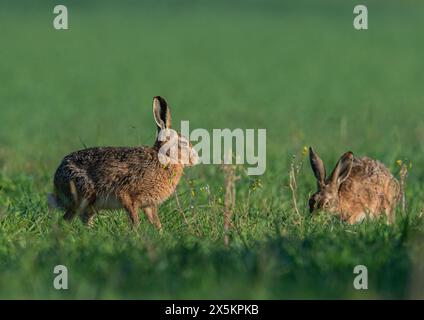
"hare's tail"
47,192,59,211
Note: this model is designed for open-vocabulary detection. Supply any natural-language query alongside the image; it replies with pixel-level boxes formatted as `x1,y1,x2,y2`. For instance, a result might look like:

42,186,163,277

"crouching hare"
48,96,199,229
308,147,400,224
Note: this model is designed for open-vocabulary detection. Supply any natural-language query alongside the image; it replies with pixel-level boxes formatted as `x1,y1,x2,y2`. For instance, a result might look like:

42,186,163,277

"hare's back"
54,147,157,190
350,157,393,181
60,147,155,168
343,157,398,195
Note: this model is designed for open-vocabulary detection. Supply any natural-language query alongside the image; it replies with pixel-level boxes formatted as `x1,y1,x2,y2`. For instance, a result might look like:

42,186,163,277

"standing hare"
308,147,400,224
48,96,199,229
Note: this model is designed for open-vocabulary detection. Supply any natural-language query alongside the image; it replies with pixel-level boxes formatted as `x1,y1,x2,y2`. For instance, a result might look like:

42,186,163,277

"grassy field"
1,0,424,299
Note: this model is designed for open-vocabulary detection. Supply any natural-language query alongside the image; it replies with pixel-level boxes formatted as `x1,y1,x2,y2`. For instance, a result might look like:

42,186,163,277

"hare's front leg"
384,208,395,225
120,195,140,227
124,204,140,227
347,212,366,224
143,206,162,231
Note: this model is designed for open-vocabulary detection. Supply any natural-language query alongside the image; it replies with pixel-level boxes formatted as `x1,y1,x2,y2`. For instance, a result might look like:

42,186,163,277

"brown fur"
309,147,400,224
48,96,198,229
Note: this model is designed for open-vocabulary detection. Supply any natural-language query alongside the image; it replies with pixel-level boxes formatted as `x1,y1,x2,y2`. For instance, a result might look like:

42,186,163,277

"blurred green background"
0,0,423,299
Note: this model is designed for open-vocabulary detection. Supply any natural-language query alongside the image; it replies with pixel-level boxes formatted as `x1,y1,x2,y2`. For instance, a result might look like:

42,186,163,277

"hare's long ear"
330,151,354,187
309,147,326,187
153,96,172,131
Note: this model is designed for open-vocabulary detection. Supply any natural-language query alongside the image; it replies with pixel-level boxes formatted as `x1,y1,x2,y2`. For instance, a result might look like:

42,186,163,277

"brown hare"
48,96,199,229
308,147,400,224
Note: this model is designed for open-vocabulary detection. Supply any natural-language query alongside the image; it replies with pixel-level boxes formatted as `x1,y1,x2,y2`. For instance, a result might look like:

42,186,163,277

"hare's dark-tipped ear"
330,151,354,187
153,96,171,131
309,147,326,186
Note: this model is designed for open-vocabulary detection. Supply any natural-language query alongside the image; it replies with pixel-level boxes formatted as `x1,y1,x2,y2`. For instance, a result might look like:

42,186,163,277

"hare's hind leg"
143,206,162,231
80,206,96,227
64,198,89,222
63,208,77,221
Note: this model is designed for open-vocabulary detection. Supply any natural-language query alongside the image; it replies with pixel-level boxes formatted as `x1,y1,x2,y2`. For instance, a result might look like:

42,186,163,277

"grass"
1,0,424,299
